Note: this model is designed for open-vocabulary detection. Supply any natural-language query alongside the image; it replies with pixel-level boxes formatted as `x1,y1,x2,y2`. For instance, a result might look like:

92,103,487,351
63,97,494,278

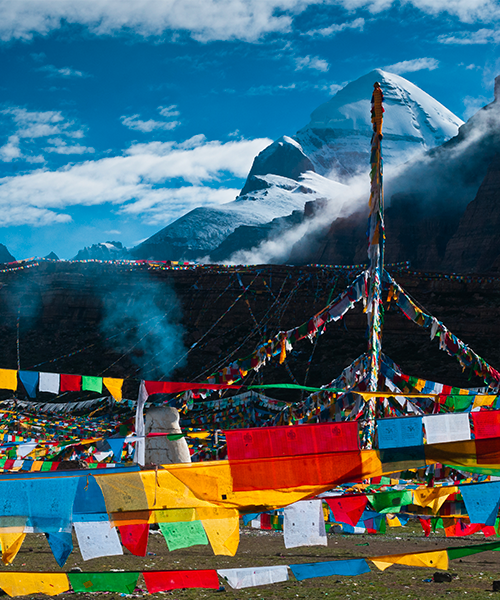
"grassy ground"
1,527,500,599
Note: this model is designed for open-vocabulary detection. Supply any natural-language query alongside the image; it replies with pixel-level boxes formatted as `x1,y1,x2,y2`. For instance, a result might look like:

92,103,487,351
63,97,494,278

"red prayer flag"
260,513,272,530
60,374,82,392
230,450,364,492
326,495,367,527
225,422,359,461
472,410,500,440
144,381,240,395
476,437,500,465
418,517,431,538
143,570,219,593
118,523,149,557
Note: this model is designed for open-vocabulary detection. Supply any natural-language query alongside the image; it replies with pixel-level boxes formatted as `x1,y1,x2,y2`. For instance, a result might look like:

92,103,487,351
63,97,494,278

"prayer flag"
103,377,123,402
472,410,500,440
68,572,139,593
60,374,81,392
225,422,359,461
367,490,412,514
217,566,288,589
0,369,17,392
159,520,208,551
143,570,220,593
289,559,370,580
197,507,239,556
371,549,448,571
283,500,327,549
39,372,60,394
423,413,471,445
447,540,500,560
19,371,38,398
460,481,500,526
73,521,123,561
377,417,423,449
118,523,149,556
82,376,103,393
326,495,367,527
0,573,69,596
45,531,73,567
0,532,26,565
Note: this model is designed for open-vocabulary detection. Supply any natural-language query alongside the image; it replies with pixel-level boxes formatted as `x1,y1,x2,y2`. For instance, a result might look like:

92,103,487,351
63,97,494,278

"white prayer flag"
217,566,289,589
38,372,60,394
74,521,123,561
283,500,327,549
423,413,471,445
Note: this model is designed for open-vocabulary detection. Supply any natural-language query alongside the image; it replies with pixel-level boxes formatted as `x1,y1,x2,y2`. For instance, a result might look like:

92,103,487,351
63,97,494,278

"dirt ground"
1,526,500,599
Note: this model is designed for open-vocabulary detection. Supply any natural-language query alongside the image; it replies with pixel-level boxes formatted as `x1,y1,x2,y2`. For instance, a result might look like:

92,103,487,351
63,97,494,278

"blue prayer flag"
460,482,500,526
377,417,423,449
19,371,39,398
290,559,370,580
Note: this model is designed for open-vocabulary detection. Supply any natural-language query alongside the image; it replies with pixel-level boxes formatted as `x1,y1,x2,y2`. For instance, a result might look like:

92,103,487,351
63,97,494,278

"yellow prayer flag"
103,377,123,402
196,507,239,556
0,532,26,565
0,369,17,392
412,486,457,514
472,395,496,409
0,573,69,596
370,549,448,572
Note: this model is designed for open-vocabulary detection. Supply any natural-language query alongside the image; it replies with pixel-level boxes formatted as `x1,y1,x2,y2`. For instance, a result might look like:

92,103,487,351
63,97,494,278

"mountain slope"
133,70,462,263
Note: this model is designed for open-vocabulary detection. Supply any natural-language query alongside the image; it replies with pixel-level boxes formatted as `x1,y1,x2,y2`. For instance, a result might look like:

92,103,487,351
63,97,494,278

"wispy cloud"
37,64,90,78
438,28,500,44
295,55,329,72
0,1,497,44
306,17,365,38
385,57,439,74
120,105,181,133
0,135,272,226
0,106,94,162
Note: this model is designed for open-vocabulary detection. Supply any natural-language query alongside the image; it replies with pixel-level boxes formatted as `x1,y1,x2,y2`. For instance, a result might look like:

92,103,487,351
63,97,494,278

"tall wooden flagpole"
362,81,385,449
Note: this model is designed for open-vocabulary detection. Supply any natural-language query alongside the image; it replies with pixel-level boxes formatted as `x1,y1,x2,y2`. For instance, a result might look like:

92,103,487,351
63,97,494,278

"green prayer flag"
367,490,413,514
82,376,103,393
444,395,473,411
68,572,139,593
447,541,500,560
159,520,208,551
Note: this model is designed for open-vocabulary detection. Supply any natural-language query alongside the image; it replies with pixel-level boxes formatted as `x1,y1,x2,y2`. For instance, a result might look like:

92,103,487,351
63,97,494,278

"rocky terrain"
0,262,498,402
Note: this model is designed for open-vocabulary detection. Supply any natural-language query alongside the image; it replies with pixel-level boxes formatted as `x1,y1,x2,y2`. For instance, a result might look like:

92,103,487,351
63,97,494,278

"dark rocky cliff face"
0,262,498,402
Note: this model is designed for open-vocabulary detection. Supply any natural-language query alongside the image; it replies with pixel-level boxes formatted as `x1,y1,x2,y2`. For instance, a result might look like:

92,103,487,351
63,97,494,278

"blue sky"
0,0,499,260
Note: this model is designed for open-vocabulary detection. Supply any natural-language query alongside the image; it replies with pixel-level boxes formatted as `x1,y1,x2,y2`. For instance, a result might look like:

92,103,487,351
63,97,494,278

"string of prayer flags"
460,481,500,526
326,495,368,527
143,570,220,593
283,500,327,549
145,381,240,395
68,571,139,594
290,559,371,580
217,566,289,589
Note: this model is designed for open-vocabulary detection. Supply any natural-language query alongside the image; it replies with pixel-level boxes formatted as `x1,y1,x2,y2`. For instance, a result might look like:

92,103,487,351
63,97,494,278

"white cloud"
37,64,90,78
0,106,94,163
438,28,500,44
385,57,439,74
295,55,329,72
120,105,181,132
463,94,490,118
0,0,498,44
306,17,365,37
0,135,272,226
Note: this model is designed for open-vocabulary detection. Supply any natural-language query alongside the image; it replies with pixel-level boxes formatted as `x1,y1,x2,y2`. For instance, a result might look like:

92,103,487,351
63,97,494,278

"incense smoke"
100,276,186,380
